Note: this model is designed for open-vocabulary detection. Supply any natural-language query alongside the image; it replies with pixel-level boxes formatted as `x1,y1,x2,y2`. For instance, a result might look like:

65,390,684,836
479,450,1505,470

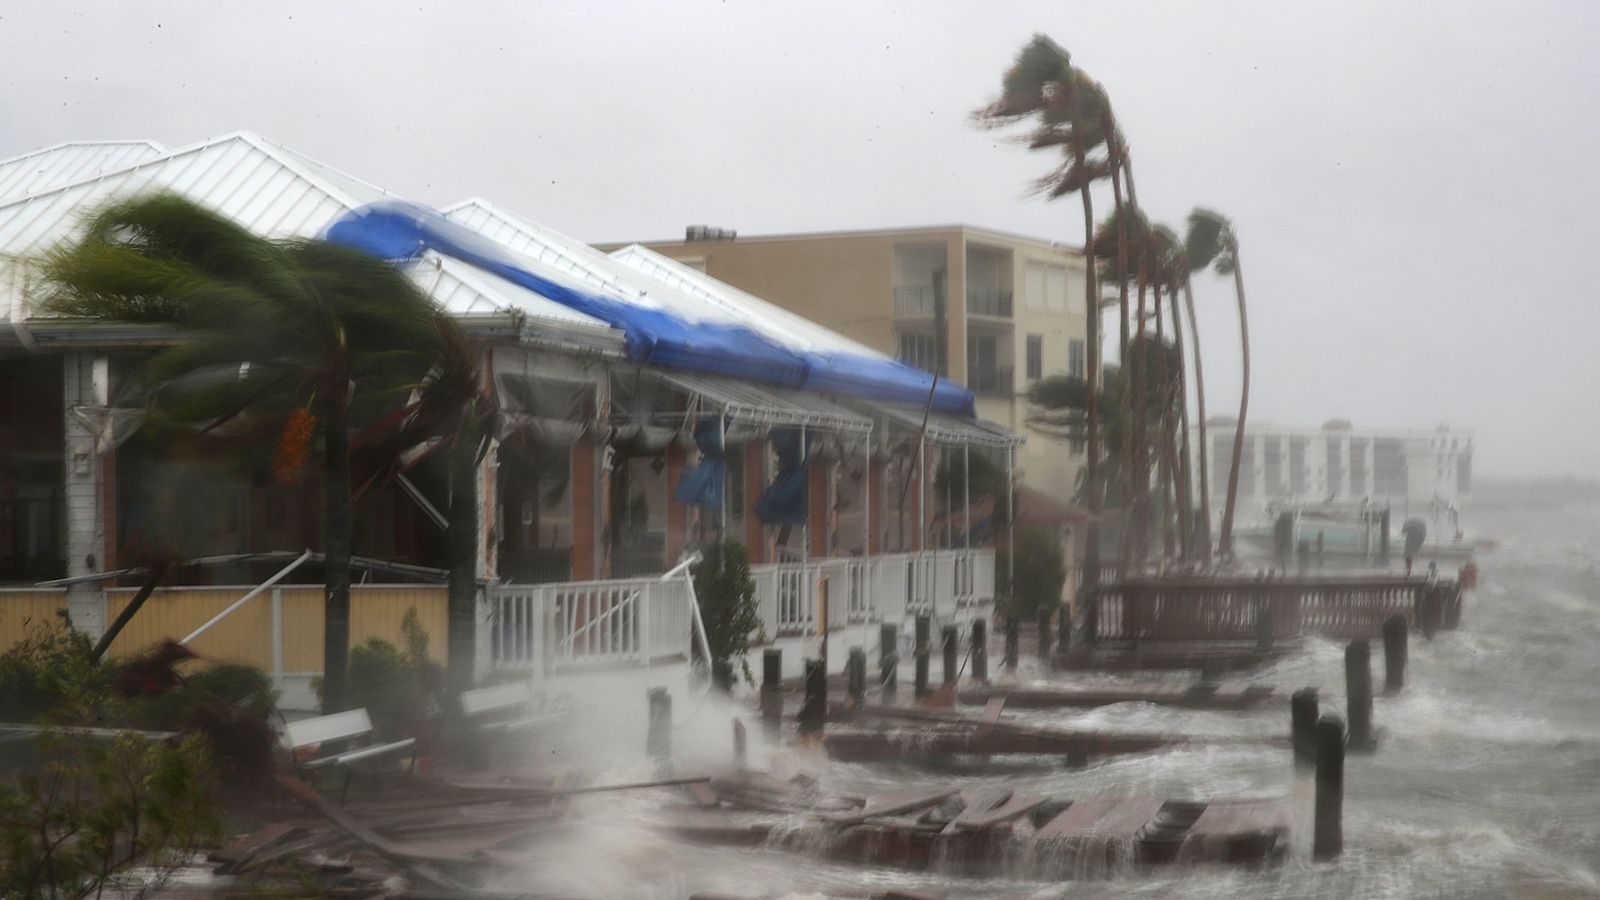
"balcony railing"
967,365,1014,397
893,286,937,316
966,288,1013,318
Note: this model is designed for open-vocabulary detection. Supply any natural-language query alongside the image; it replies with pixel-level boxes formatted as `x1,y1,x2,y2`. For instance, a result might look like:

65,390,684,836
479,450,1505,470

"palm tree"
1185,208,1250,559
41,194,445,711
1150,225,1197,560
1179,244,1213,557
974,35,1115,584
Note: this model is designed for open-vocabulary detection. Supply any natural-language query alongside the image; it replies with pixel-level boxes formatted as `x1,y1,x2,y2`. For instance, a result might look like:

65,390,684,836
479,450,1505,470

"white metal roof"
0,140,168,205
0,132,612,339
445,197,896,361
652,370,873,435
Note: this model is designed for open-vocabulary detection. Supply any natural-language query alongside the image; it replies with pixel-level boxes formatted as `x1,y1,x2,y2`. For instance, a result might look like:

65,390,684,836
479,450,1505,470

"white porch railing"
753,549,995,638
489,575,693,673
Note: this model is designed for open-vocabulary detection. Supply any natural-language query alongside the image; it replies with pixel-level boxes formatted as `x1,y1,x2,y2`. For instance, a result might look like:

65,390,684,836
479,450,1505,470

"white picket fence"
486,549,994,675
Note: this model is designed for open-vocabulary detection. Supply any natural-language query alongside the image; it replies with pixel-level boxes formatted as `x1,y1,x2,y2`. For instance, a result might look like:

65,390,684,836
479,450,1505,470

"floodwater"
497,480,1600,899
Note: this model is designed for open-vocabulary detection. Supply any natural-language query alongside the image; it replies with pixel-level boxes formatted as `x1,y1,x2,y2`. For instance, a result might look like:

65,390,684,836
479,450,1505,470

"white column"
62,350,109,638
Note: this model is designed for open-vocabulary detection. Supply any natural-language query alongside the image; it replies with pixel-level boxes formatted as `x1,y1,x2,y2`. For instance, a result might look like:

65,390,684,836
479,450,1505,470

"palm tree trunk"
322,363,353,713
446,417,481,698
1167,288,1196,559
1074,137,1102,590
1217,250,1251,559
1153,290,1176,560
1109,140,1132,547
1182,277,1212,558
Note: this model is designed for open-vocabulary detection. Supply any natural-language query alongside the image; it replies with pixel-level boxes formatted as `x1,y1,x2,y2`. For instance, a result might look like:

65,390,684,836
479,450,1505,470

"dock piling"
1037,610,1053,660
914,615,931,697
797,657,826,736
971,618,988,682
1345,640,1374,752
942,626,958,686
1254,603,1276,652
1004,616,1019,671
879,623,898,698
1291,687,1318,771
760,648,783,728
732,718,746,767
847,647,866,707
1382,615,1407,693
1057,607,1072,650
1314,714,1345,860
646,687,672,762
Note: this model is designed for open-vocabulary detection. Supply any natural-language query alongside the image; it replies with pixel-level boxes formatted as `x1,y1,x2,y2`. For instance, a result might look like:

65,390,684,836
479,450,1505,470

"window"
897,331,937,373
1067,339,1085,378
1024,260,1072,313
1025,335,1042,381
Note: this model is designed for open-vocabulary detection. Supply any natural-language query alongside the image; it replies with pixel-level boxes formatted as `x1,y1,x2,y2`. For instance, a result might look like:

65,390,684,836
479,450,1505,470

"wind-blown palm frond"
1185,208,1236,275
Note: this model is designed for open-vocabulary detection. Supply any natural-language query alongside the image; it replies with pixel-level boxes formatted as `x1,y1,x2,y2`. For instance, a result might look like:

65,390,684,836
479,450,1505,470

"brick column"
808,457,830,559
867,459,886,555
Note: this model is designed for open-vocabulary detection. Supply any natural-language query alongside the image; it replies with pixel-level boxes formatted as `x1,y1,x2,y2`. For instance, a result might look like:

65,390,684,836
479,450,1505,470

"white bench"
460,681,569,734
280,708,417,771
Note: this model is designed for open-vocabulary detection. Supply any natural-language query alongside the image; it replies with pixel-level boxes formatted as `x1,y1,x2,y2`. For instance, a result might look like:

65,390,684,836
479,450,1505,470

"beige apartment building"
599,224,1091,506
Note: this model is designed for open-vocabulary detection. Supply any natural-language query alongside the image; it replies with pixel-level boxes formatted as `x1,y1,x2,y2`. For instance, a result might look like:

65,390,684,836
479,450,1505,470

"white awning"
652,370,873,435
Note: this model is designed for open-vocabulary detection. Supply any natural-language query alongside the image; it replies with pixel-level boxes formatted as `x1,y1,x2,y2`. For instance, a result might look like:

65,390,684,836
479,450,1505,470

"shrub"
0,731,222,896
0,611,109,725
997,526,1067,619
339,607,445,741
693,541,762,683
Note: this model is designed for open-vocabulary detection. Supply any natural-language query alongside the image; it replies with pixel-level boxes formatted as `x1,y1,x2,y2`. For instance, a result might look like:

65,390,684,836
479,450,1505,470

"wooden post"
1004,616,1019,670
1418,585,1442,639
914,615,931,697
847,647,866,707
1254,602,1276,652
970,618,988,682
1036,610,1053,660
1382,615,1407,693
1378,509,1391,565
646,688,671,762
1345,640,1374,752
711,659,734,695
1056,605,1072,649
732,718,747,767
797,657,826,735
941,626,958,686
1442,584,1464,630
1291,687,1318,772
760,648,782,727
1314,714,1345,860
879,623,898,698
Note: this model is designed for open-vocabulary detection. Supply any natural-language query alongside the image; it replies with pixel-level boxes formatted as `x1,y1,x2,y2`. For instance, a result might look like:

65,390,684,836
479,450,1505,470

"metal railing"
966,288,1013,318
893,286,937,316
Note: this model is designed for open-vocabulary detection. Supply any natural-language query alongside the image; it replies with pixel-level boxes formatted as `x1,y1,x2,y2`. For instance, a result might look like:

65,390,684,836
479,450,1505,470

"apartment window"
1025,335,1042,381
1067,339,1085,379
897,331,938,373
1024,260,1072,313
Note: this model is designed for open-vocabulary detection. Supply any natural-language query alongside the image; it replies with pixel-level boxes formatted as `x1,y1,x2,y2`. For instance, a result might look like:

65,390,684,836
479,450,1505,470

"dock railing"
489,575,694,674
753,549,994,638
1090,576,1459,643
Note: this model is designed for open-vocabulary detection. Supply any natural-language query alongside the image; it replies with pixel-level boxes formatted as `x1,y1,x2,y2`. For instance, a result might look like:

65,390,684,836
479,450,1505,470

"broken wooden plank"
209,822,305,872
1180,798,1290,862
1036,796,1163,841
825,788,958,827
273,773,479,877
947,791,1045,831
974,697,1006,736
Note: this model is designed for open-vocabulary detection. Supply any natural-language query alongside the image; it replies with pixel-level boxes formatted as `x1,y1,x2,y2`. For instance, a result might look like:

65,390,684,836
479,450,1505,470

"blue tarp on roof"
325,200,976,415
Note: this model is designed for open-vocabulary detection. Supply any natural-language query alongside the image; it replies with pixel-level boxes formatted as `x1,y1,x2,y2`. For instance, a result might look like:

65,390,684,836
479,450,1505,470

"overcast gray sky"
4,0,1596,477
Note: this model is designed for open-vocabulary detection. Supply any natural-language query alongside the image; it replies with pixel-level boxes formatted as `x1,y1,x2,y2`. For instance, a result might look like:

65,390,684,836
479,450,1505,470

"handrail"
663,551,714,670
558,586,643,652
181,549,314,645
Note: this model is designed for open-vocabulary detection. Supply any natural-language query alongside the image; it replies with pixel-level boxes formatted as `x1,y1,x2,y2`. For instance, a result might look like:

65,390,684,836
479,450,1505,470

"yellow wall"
102,584,449,672
0,590,70,652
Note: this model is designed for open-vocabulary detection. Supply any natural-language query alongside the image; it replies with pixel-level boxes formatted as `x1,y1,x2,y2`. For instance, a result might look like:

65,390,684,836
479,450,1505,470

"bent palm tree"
1185,208,1250,560
41,194,444,711
975,35,1115,584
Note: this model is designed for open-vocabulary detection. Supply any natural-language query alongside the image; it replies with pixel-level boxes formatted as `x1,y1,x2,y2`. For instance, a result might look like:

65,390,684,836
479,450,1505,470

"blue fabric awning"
324,200,976,415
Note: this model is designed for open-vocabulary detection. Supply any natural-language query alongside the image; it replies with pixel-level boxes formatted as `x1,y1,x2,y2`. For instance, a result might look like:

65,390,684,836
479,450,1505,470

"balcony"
967,365,1014,397
966,288,1013,318
893,285,937,316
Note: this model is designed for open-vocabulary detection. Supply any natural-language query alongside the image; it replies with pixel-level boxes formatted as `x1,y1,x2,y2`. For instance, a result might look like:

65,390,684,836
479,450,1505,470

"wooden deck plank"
1036,796,1162,839
1185,799,1290,841
1036,796,1119,838
825,789,957,826
949,791,1045,830
975,697,1007,736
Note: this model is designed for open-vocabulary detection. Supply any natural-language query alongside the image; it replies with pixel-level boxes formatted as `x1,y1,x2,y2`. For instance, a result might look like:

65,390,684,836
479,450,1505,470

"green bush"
693,541,762,682
998,526,1067,619
339,607,445,741
0,731,222,896
0,612,110,725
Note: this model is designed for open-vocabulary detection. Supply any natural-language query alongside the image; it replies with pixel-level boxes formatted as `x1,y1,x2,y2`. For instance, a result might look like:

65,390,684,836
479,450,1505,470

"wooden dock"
958,682,1281,711
654,774,1290,875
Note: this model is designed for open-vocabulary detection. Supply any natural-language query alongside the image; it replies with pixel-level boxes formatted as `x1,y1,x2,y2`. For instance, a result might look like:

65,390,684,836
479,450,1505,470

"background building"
599,225,1091,507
